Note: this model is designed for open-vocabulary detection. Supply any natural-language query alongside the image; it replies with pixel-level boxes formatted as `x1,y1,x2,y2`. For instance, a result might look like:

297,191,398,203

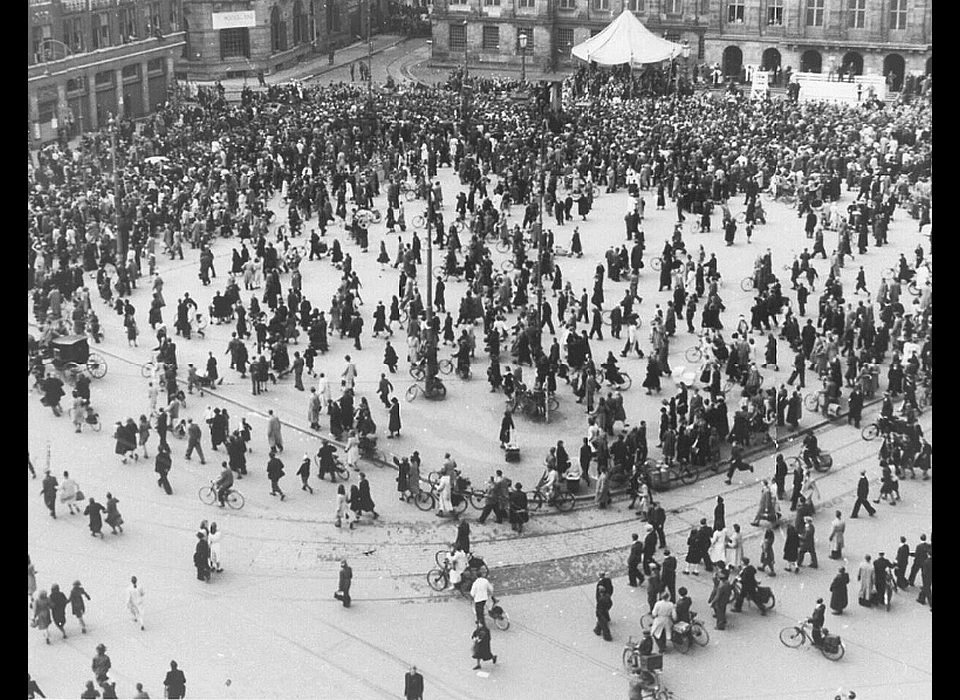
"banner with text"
212,11,257,30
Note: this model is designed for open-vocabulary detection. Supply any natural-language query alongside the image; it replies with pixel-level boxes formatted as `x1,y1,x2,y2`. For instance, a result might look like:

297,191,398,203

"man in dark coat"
594,584,613,641
709,571,732,630
661,550,678,602
649,501,667,548
335,559,352,607
697,518,714,572
642,525,659,575
872,552,892,605
155,444,173,494
847,387,864,427
627,533,644,587
895,536,911,589
404,666,424,700
850,470,877,517
163,661,187,699
829,567,850,614
908,534,930,587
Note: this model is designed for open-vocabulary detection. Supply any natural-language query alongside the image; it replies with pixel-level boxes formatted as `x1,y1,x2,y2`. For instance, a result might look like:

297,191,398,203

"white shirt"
471,576,494,603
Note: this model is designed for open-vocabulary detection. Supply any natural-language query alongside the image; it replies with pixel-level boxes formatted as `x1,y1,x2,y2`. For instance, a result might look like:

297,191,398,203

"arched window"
293,1,306,45
722,45,743,79
271,6,287,53
841,51,863,76
883,54,905,90
800,49,822,73
761,48,781,72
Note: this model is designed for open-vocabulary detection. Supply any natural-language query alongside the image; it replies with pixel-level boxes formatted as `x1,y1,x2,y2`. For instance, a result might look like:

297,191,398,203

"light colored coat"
828,518,845,553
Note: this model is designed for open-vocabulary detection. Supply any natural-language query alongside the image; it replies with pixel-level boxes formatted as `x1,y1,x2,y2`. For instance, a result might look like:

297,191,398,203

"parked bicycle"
639,611,710,653
526,486,576,513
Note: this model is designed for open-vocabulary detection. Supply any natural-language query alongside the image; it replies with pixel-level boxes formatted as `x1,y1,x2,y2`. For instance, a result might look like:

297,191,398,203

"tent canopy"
571,9,683,67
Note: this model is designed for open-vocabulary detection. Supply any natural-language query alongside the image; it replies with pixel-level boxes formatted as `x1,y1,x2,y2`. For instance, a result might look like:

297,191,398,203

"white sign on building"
211,11,257,30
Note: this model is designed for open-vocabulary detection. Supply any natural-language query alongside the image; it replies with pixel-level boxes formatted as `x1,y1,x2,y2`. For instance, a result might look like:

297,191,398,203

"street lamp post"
681,40,691,89
366,0,373,101
107,114,125,263
460,20,469,137
519,32,527,83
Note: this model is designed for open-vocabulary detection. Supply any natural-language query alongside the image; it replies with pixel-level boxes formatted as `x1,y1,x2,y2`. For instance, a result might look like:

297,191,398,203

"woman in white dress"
725,523,744,571
650,590,677,653
208,522,223,573
437,473,454,516
335,484,352,529
345,431,360,471
709,528,727,567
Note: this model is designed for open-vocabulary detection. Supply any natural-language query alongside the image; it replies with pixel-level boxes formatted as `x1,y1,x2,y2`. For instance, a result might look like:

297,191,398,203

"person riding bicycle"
732,557,767,615
808,598,827,647
444,545,470,592
631,629,661,689
801,431,821,471
601,352,624,386
214,462,234,507
316,442,339,482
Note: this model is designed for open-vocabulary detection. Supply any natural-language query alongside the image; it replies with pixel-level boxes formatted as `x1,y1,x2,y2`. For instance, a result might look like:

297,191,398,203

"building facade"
430,0,931,86
179,0,384,81
28,0,187,144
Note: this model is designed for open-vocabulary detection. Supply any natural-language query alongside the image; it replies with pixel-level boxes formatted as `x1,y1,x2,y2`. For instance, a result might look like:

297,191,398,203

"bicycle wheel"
405,384,422,402
655,690,670,700
673,632,692,654
439,359,453,375
426,568,448,591
763,591,777,610
639,613,654,631
547,395,560,412
468,491,486,510
492,609,510,631
427,471,441,486
556,492,576,512
198,486,216,506
741,277,755,292
432,265,447,281
779,626,805,648
687,220,701,236
602,309,613,327
691,622,710,646
496,239,511,254
410,365,426,381
736,211,747,224
678,465,699,485
404,189,417,202
804,393,820,411
435,550,448,568
685,346,703,363
820,641,845,662
226,491,245,509
622,648,640,672
618,373,632,391
451,494,468,515
413,215,426,229
141,362,156,378
501,259,515,272
651,257,662,271
786,456,803,471
414,491,435,511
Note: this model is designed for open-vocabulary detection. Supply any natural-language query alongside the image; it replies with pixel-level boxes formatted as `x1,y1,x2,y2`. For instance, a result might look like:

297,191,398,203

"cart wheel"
87,353,107,378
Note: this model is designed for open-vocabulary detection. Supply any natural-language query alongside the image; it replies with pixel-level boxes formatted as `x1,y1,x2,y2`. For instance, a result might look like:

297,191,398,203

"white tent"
571,9,683,67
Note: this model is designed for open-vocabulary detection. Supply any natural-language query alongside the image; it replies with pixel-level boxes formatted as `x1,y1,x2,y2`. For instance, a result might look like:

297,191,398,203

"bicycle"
684,345,704,363
621,644,670,699
510,388,559,419
605,371,632,391
639,611,709,653
409,359,453,381
779,620,845,661
198,481,245,510
741,276,757,292
645,458,699,486
355,208,382,226
526,486,576,512
405,379,447,401
413,480,468,515
787,451,833,473
729,578,777,612
314,455,351,482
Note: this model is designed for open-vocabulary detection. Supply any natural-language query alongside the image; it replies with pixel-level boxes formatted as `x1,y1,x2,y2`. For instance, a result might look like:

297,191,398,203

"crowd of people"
28,53,931,696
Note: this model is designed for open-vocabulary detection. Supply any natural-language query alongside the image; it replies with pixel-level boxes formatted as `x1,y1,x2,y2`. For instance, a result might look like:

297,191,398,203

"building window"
559,0,576,8
665,0,682,14
32,25,52,62
482,25,499,51
767,0,783,26
271,6,287,53
449,23,466,51
169,0,181,32
846,0,865,28
484,0,501,5
293,1,307,45
118,6,139,43
518,0,535,7
727,1,744,23
147,57,165,72
627,0,643,10
220,27,251,58
122,63,141,80
595,0,610,10
95,70,115,87
889,0,907,30
516,27,533,53
698,34,705,59
806,0,824,27
67,76,88,93
62,16,84,53
91,13,111,49
145,1,162,35
556,27,574,55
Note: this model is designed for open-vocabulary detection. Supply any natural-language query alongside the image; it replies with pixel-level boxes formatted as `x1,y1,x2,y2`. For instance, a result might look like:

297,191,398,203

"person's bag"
75,490,85,502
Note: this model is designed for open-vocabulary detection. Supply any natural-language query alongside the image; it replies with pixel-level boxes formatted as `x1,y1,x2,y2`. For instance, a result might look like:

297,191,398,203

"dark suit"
908,542,931,586
642,531,658,575
850,475,877,517
661,555,677,601
404,670,424,700
895,543,910,588
627,540,644,587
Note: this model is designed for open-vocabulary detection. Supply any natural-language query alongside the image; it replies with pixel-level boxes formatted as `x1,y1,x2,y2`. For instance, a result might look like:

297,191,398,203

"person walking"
917,553,931,609
661,550,677,601
41,470,58,519
32,590,53,644
91,643,111,684
828,511,845,560
650,590,676,651
335,559,353,607
208,522,223,573
783,523,800,573
471,572,496,624
857,554,875,607
163,660,187,699
267,410,284,453
759,528,777,576
49,583,69,639
126,576,145,630
59,470,80,515
184,419,206,464
895,536,911,589
104,493,123,535
404,666,424,700
649,501,667,548
83,497,105,538
335,484,352,529
797,517,818,569
155,444,173,494
69,580,91,633
27,673,45,699
850,470,877,517
594,578,614,641
388,397,402,438
907,534,931,587
471,622,497,669
296,453,314,494
830,566,850,614
645,562,662,613
774,454,788,500
267,449,287,500
627,533,644,587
